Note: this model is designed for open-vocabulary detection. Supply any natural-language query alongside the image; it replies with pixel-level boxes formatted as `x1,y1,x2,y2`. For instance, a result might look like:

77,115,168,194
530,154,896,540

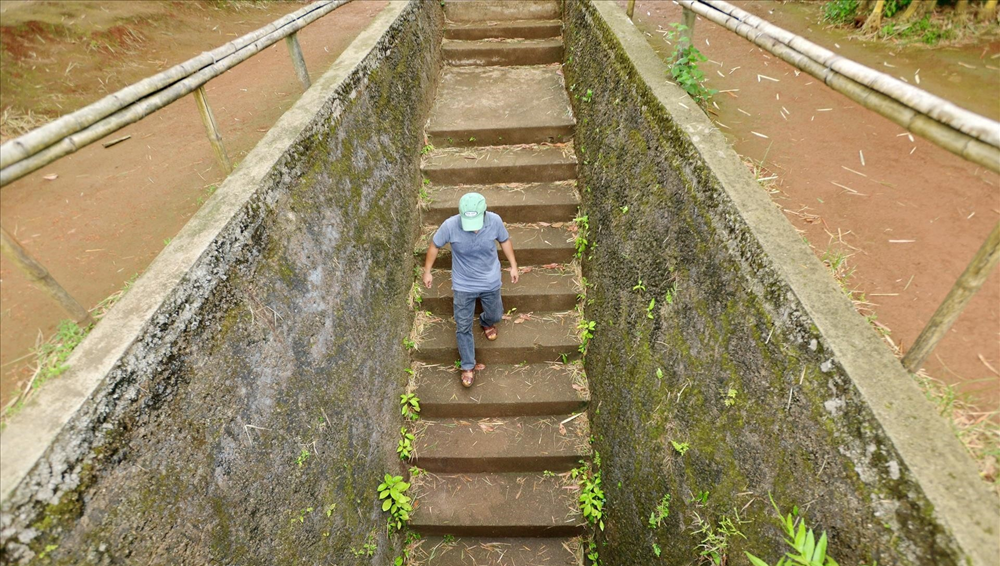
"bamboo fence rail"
662,0,1000,372
675,0,1000,173
0,0,350,186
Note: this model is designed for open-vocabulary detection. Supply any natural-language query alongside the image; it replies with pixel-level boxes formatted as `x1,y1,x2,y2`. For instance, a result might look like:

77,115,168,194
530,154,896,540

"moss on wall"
4,2,442,564
564,2,977,565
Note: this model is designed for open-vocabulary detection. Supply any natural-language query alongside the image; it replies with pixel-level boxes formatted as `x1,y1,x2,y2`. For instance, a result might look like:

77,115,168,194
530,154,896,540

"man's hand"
509,265,519,284
422,270,434,289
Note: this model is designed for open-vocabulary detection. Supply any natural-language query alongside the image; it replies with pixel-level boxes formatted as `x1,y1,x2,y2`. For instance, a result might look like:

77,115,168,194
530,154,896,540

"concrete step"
413,311,580,365
444,19,563,40
445,0,561,22
414,362,588,418
423,182,579,225
421,267,579,315
427,66,574,147
409,536,581,564
416,223,576,268
411,472,584,537
443,38,564,67
412,414,590,473
422,145,577,185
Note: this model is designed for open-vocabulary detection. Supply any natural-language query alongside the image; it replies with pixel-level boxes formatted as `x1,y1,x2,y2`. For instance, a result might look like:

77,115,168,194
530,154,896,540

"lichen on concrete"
0,1,442,563
563,1,997,565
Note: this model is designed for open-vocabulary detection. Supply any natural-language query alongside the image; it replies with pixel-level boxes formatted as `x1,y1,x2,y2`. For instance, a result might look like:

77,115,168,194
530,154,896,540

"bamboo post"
902,222,1000,373
192,85,233,175
681,7,696,47
0,227,95,327
284,32,311,90
627,0,636,19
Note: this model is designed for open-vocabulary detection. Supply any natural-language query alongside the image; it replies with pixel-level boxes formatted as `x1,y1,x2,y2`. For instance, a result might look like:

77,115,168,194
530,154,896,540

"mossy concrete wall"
565,2,998,565
0,2,441,563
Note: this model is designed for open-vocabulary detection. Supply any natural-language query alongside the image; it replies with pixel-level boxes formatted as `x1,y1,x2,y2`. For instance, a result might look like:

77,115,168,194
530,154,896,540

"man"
422,192,519,387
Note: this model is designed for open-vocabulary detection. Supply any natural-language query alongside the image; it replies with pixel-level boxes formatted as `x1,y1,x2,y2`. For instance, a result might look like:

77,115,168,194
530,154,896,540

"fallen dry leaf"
43,174,58,181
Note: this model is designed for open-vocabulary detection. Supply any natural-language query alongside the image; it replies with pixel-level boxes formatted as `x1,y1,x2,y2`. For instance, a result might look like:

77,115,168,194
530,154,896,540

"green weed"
296,448,310,467
377,474,412,535
397,427,415,461
400,393,421,421
648,493,671,528
822,0,858,24
663,24,716,106
671,440,690,455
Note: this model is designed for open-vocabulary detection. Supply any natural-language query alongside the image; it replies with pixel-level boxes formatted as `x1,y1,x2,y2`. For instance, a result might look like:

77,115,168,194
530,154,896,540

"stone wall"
564,2,997,565
0,2,440,563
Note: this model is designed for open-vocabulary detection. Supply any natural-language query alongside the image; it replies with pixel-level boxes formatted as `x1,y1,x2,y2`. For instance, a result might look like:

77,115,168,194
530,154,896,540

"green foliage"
397,427,415,461
883,0,911,18
377,474,412,534
653,543,662,557
745,497,849,566
880,15,954,45
350,531,377,557
402,337,416,350
663,24,716,106
296,448,310,467
619,205,629,214
400,393,421,421
586,539,602,565
671,440,690,455
648,493,671,528
693,510,749,566
574,214,590,259
420,143,435,155
664,282,678,305
655,367,664,380
821,0,858,24
574,454,606,531
578,319,596,354
723,387,738,407
582,88,594,103
646,298,656,319
632,278,646,292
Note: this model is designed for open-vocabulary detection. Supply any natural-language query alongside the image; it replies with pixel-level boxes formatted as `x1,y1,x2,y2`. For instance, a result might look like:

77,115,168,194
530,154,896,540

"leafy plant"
578,319,596,354
420,143,435,155
400,393,421,421
646,298,656,319
671,440,690,455
377,474,412,534
296,448,311,467
724,387,738,407
582,88,594,103
663,24,716,106
664,282,678,305
575,455,606,531
653,543,662,557
648,493,671,528
397,427,415,460
620,205,629,214
632,278,646,292
656,367,664,380
693,510,748,566
745,496,846,566
403,337,416,350
822,0,859,24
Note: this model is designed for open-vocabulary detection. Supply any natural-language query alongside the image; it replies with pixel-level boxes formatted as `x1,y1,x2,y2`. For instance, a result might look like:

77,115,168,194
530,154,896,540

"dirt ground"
0,0,388,407
624,0,1000,411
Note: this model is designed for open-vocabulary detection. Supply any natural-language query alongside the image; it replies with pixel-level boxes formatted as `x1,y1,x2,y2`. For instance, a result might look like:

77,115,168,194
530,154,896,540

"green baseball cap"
459,192,487,231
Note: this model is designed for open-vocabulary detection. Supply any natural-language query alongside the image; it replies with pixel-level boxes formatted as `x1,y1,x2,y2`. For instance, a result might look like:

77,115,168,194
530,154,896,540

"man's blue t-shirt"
432,211,510,293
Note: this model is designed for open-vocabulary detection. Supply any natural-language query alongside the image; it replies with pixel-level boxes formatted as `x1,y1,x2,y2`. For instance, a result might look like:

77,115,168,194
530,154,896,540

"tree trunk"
979,0,998,21
855,0,874,26
862,0,886,33
956,0,970,18
900,0,932,21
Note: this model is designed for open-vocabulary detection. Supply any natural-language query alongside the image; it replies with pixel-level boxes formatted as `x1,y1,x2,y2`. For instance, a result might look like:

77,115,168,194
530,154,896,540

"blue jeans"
453,288,503,371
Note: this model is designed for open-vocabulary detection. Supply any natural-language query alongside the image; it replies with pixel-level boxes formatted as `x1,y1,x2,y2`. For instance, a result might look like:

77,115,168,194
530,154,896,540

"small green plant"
163,237,172,246
656,367,664,380
822,0,858,24
586,539,602,565
745,496,849,566
663,24,716,106
632,278,646,292
454,359,462,369
574,234,589,259
691,490,710,505
646,298,656,319
724,387,738,407
664,282,678,305
397,427,415,460
324,503,337,517
400,393,421,420
296,448,311,467
582,88,594,103
350,532,377,557
420,143,435,155
377,474,412,534
291,506,314,524
403,337,416,350
578,319,596,354
575,455,606,531
693,510,748,566
620,205,629,214
671,441,690,455
653,543,662,557
543,470,556,478
648,493,671,528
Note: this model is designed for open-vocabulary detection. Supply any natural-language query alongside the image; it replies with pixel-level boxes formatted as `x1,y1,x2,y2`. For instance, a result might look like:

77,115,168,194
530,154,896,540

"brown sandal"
483,325,498,341
460,363,486,388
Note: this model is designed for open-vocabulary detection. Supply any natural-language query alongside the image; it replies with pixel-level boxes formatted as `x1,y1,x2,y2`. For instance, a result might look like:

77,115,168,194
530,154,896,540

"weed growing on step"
663,24,716,106
420,144,434,155
402,337,416,350
400,393,420,421
692,509,749,566
378,474,412,535
745,496,853,566
648,493,671,528
671,440,690,455
573,452,606,531
397,427,415,461
577,319,596,355
573,214,589,259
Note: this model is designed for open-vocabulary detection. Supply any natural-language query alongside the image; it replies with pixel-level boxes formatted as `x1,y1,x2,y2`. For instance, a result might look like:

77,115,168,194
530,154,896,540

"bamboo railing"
639,0,1000,373
0,0,351,324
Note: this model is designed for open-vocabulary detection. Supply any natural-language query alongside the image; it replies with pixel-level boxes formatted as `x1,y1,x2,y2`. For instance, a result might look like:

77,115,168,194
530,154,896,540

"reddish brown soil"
0,0,388,406
625,0,1000,410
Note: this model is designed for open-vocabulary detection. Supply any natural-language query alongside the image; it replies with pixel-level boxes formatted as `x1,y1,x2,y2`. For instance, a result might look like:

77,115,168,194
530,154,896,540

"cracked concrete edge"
588,1,998,564
0,0,413,506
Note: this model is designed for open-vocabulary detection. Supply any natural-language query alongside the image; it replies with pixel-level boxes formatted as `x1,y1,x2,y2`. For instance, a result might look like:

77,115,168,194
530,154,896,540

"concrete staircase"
407,1,588,564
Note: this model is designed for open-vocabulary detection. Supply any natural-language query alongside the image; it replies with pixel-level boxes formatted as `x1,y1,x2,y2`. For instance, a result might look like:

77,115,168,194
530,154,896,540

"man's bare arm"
423,242,439,288
500,239,519,284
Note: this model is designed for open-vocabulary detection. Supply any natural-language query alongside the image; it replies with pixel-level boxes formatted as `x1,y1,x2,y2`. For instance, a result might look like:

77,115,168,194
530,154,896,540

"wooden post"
902,221,1000,373
0,227,95,327
627,0,636,19
681,7,696,47
193,85,233,174
285,32,311,90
